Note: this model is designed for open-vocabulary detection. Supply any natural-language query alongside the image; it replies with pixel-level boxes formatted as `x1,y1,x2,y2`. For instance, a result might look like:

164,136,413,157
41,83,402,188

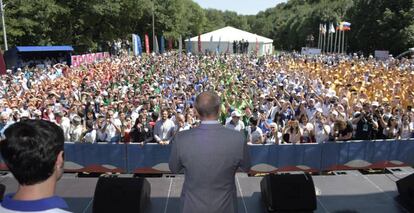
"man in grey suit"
169,91,251,213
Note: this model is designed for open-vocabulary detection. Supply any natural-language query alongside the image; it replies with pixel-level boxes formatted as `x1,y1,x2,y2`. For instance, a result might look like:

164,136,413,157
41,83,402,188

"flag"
168,38,173,51
0,51,6,75
178,35,182,54
338,22,351,31
198,34,202,53
187,37,192,53
342,21,351,31
255,37,259,54
144,34,150,54
217,36,221,53
154,36,159,53
132,34,142,56
321,24,327,35
210,35,213,52
329,23,335,33
226,41,230,53
160,35,165,54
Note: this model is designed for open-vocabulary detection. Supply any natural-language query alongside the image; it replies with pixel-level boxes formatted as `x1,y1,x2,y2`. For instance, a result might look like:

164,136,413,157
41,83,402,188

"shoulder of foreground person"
175,125,246,141
0,194,72,213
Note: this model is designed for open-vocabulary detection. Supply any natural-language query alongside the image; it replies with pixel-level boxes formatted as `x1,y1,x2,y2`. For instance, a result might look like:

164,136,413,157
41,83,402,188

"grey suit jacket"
169,123,251,213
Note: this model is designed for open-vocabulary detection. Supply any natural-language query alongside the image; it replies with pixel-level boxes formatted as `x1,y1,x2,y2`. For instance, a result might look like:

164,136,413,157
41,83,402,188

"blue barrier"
1,140,413,173
127,144,171,173
64,143,127,173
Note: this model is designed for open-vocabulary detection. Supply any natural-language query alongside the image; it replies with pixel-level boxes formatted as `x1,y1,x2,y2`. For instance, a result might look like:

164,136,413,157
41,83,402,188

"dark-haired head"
195,91,221,120
249,117,259,126
0,120,64,185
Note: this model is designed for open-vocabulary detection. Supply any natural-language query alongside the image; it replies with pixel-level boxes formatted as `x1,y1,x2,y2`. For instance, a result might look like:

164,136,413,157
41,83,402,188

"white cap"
371,101,380,107
231,110,242,117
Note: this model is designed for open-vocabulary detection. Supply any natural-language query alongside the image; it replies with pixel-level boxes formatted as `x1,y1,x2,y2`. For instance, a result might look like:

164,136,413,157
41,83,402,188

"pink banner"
71,52,110,67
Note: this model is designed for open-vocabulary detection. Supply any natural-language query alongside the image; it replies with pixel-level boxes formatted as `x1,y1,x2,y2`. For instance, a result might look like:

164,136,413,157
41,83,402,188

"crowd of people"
0,52,413,144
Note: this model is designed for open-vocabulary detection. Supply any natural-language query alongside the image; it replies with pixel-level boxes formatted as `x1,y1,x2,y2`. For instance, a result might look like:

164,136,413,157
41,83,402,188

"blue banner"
160,36,165,54
132,34,142,56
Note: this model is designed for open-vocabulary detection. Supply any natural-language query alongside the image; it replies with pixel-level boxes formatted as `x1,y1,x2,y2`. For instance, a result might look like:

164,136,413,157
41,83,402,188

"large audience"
0,52,413,144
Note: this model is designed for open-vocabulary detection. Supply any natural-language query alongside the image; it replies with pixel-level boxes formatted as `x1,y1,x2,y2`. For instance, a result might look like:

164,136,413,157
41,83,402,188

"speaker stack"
92,177,151,213
261,173,317,212
396,173,414,211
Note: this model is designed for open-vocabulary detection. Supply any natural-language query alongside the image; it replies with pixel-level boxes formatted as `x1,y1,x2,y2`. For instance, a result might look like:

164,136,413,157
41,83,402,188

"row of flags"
318,22,351,54
319,22,351,34
132,34,182,56
132,33,261,56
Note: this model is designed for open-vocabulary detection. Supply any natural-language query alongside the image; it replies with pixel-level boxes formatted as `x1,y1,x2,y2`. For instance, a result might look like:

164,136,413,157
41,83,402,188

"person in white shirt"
225,110,245,132
56,112,71,141
246,117,264,144
313,113,331,143
95,115,108,142
82,120,97,143
175,113,191,133
266,123,282,144
299,114,315,143
154,109,175,145
104,110,122,143
70,115,83,142
400,113,414,139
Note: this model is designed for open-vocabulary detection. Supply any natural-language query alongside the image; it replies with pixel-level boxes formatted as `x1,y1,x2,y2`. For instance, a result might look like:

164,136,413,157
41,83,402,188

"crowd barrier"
0,140,413,173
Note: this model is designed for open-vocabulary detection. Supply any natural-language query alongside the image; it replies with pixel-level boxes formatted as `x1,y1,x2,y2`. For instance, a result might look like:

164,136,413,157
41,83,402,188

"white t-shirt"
83,129,97,143
105,118,122,141
314,123,331,143
400,122,414,139
247,126,263,144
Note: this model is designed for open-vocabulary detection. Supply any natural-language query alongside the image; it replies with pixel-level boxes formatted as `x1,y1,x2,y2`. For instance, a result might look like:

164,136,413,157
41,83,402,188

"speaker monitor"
93,177,151,213
261,173,317,212
396,173,414,210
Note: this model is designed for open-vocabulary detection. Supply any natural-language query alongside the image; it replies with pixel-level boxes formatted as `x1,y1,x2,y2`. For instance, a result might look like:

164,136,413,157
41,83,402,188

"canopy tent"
186,26,273,55
4,46,74,69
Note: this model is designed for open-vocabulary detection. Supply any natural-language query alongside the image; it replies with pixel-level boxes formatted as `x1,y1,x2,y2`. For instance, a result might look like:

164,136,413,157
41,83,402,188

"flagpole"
0,0,7,51
337,29,341,53
334,28,338,53
328,32,332,53
318,24,321,49
152,0,155,53
322,31,326,53
342,30,345,54
330,30,334,53
325,29,329,53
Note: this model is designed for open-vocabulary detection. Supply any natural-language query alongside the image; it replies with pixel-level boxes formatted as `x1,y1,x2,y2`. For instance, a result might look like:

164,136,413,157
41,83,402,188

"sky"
193,0,288,15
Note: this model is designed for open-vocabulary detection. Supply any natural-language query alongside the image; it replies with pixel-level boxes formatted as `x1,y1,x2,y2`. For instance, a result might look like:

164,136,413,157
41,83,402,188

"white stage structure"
187,26,273,55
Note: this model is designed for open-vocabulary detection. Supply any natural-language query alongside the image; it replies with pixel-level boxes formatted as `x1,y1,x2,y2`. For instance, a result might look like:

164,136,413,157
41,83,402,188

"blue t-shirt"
0,194,70,212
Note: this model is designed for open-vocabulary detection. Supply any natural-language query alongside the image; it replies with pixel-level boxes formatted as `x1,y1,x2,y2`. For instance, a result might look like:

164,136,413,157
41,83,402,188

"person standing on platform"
0,120,70,212
169,91,251,213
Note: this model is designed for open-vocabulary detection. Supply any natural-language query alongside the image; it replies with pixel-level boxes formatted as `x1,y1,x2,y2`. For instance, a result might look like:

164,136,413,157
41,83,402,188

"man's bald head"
195,91,221,119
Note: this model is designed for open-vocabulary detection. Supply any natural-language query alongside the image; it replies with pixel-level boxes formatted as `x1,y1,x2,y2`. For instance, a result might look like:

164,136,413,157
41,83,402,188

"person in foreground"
0,120,70,213
169,91,251,213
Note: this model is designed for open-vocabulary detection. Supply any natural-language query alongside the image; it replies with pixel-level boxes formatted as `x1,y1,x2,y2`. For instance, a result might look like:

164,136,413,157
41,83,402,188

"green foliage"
0,0,412,54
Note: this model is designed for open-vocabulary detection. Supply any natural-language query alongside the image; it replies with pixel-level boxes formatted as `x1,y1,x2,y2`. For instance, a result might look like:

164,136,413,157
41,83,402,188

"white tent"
186,26,273,55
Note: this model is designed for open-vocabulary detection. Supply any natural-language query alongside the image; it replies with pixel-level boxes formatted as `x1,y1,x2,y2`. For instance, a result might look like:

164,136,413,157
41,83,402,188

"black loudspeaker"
93,177,151,213
396,173,414,210
260,173,317,212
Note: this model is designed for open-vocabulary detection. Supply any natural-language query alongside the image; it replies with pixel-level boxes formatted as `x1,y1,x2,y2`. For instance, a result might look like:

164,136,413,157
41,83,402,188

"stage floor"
1,167,413,213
